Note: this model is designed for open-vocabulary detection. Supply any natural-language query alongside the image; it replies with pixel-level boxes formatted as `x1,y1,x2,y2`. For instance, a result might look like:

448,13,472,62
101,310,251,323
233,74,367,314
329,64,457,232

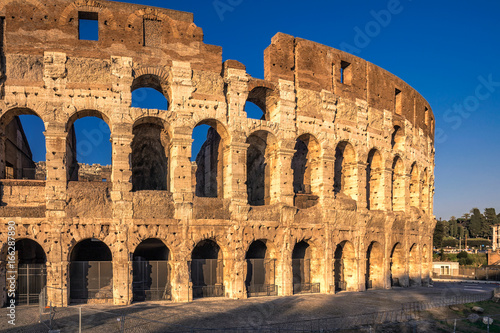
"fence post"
79,307,82,333
121,314,125,333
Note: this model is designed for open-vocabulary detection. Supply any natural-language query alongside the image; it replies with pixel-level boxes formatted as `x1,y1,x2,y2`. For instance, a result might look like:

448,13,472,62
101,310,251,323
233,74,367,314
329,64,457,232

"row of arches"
1,106,432,212
7,237,429,305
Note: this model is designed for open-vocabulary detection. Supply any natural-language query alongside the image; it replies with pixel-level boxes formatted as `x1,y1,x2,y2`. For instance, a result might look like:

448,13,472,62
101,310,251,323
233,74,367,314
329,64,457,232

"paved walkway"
1,282,498,332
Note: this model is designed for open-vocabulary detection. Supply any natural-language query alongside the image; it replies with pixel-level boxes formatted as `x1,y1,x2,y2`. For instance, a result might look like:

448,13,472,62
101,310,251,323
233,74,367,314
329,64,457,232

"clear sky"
19,0,500,221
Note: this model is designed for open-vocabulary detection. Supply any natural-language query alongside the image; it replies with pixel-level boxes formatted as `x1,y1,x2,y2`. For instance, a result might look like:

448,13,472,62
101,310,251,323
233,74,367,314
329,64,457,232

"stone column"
318,153,335,207
110,131,133,219
357,161,368,210
0,128,5,179
270,147,295,206
169,137,194,219
223,143,248,203
44,124,67,218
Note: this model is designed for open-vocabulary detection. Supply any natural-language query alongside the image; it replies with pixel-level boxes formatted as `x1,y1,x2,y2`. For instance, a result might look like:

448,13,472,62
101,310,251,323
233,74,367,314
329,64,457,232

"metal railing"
247,284,277,297
293,283,320,294
193,285,225,298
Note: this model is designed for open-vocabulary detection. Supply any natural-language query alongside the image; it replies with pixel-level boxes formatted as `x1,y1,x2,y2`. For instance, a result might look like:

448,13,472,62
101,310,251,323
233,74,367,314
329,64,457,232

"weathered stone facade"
0,0,435,306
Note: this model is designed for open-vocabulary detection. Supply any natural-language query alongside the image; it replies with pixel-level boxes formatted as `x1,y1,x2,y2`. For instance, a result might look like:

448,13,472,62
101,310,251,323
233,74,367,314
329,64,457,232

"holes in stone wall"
143,18,162,47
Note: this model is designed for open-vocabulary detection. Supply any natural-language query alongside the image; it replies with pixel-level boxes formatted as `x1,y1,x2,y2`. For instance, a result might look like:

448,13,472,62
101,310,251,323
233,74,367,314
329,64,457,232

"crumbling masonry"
0,0,435,306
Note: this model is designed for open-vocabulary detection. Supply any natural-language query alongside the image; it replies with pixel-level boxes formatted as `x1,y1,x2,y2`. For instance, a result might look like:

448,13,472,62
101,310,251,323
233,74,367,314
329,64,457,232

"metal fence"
70,261,113,301
132,260,171,302
191,259,224,298
17,263,46,305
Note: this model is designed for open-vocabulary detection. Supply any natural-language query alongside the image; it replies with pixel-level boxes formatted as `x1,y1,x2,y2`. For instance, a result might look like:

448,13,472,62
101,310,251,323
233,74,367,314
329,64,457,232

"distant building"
432,261,459,277
487,225,500,265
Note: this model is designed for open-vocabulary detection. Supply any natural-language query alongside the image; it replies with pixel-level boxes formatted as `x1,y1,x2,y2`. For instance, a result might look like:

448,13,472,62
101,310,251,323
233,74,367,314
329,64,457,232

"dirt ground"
0,282,498,333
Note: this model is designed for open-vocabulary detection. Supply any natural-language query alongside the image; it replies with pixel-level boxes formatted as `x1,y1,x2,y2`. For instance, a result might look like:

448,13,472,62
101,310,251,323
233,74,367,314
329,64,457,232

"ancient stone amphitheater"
0,0,435,306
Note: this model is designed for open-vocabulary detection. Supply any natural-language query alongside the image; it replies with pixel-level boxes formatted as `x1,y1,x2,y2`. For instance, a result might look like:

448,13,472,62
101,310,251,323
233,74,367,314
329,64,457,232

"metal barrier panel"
70,261,113,301
17,264,46,305
133,260,171,301
191,259,224,298
293,282,320,294
246,259,277,297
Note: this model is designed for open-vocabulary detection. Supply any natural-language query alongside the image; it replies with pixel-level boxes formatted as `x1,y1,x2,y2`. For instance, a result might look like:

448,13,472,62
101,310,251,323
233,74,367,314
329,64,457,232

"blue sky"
19,0,500,221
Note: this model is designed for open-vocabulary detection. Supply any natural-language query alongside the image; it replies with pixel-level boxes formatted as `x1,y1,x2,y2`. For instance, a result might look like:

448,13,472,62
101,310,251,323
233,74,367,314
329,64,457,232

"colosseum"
0,0,435,306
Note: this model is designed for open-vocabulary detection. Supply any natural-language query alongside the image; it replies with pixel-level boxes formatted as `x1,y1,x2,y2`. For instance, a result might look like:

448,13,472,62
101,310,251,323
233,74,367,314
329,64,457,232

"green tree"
483,208,499,238
469,208,483,238
433,220,445,248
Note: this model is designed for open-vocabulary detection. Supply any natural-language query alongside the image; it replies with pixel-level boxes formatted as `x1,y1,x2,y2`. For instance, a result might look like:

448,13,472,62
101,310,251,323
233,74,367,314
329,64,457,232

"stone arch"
408,243,420,286
0,107,45,179
191,239,224,298
333,240,357,292
391,156,405,211
245,85,274,120
334,141,358,200
366,148,383,210
131,69,170,104
292,133,320,194
65,109,112,182
246,130,277,206
391,125,404,151
291,238,322,294
132,238,171,301
131,116,169,191
366,241,384,289
192,118,230,198
421,168,430,213
409,162,420,208
69,238,113,302
244,239,278,297
59,0,118,30
390,242,406,287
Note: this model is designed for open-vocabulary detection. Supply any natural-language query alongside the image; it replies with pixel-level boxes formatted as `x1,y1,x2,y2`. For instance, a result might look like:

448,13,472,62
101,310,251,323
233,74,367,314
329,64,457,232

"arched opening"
10,239,47,305
191,239,224,298
131,74,169,110
292,241,319,294
391,156,405,211
69,239,112,303
409,163,420,208
131,87,169,111
66,113,111,182
391,126,404,151
131,118,169,191
245,240,277,297
132,238,170,302
0,110,45,180
246,131,275,206
291,134,320,209
192,120,227,198
408,243,420,286
334,141,357,200
333,241,356,292
421,168,429,213
365,241,383,289
245,86,271,120
390,243,406,287
366,149,383,210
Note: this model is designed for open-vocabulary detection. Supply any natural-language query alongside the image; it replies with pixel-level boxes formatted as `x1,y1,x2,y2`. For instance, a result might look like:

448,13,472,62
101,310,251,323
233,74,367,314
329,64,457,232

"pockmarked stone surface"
0,0,435,307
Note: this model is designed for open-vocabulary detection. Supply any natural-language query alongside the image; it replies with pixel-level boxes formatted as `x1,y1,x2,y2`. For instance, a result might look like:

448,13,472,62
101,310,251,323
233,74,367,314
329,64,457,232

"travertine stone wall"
0,0,435,306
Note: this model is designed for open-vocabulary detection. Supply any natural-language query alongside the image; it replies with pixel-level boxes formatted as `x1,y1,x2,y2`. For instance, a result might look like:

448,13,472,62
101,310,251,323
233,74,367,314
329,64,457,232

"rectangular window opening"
394,88,402,115
424,106,429,126
79,12,98,41
340,60,351,85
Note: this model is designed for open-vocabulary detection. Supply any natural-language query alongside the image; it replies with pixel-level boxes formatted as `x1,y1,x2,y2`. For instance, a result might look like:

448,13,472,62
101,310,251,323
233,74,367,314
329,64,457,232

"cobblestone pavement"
0,282,498,332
